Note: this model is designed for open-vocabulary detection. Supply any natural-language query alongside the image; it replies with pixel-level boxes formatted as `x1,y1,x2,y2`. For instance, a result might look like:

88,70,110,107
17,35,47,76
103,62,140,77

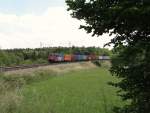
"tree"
66,0,150,113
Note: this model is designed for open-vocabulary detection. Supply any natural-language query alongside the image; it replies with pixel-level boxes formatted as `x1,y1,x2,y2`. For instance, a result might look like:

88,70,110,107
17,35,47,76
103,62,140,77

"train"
48,53,110,63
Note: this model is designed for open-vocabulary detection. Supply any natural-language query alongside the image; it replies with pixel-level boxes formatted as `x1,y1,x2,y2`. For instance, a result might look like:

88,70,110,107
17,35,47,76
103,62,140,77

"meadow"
0,62,122,113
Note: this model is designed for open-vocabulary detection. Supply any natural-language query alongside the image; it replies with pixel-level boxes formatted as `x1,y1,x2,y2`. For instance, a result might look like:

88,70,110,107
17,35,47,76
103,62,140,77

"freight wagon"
64,54,72,62
98,56,110,60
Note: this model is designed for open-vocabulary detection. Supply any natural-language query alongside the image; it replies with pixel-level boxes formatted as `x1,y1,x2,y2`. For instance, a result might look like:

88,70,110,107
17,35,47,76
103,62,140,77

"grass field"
0,62,122,113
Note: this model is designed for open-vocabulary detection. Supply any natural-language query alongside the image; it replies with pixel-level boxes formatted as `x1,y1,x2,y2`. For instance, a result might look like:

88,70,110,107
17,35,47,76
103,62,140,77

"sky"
0,0,113,49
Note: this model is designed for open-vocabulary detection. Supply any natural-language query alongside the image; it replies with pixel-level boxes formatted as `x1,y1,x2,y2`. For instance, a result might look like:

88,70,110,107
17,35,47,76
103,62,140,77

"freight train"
48,53,110,63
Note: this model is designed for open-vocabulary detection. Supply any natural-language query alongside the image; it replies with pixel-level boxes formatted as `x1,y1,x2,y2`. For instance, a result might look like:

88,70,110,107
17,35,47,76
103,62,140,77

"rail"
0,64,50,72
0,62,84,72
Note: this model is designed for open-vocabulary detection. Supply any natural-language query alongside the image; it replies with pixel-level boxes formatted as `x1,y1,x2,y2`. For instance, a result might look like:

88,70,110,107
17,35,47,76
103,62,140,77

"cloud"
0,7,113,49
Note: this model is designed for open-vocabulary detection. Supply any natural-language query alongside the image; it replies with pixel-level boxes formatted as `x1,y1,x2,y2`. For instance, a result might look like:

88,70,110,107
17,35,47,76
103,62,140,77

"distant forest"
0,47,112,66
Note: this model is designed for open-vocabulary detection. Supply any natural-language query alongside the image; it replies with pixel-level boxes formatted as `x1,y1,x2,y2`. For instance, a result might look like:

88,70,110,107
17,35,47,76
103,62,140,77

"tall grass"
16,68,122,113
0,70,56,113
0,73,23,113
0,63,122,113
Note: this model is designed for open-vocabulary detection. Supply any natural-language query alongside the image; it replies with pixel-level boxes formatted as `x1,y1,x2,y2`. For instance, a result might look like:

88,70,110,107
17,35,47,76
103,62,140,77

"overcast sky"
0,0,113,49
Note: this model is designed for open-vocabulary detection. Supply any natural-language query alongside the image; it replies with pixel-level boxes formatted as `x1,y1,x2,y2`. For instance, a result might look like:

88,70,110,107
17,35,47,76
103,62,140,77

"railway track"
0,59,110,72
0,61,88,72
0,64,51,72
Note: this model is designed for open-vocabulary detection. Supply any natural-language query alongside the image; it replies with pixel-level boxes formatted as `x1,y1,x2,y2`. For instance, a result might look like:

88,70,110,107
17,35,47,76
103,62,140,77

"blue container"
78,55,82,61
83,55,87,60
74,55,80,61
80,55,84,61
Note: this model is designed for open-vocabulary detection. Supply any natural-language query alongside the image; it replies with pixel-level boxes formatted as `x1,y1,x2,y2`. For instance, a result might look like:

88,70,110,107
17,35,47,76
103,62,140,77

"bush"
92,60,101,67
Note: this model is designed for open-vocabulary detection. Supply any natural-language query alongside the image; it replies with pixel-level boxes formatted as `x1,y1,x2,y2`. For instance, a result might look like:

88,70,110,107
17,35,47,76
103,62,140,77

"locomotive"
48,53,110,63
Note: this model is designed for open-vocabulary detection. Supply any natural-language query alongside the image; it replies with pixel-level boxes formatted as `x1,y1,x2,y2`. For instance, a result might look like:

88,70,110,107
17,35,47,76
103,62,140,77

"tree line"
0,47,111,66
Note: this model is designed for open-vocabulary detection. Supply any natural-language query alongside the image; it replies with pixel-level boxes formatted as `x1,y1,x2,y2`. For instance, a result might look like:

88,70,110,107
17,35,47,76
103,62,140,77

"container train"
48,53,110,63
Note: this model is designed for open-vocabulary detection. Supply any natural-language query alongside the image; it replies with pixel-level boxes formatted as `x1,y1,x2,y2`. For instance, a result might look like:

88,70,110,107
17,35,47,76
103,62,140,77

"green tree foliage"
66,0,150,113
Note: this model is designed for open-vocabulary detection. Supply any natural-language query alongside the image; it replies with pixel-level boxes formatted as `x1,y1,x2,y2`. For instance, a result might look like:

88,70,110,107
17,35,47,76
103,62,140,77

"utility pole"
69,42,72,54
40,42,43,48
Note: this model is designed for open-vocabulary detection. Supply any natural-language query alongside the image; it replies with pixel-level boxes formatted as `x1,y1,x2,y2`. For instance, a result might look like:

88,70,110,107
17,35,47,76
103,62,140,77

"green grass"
15,68,122,113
